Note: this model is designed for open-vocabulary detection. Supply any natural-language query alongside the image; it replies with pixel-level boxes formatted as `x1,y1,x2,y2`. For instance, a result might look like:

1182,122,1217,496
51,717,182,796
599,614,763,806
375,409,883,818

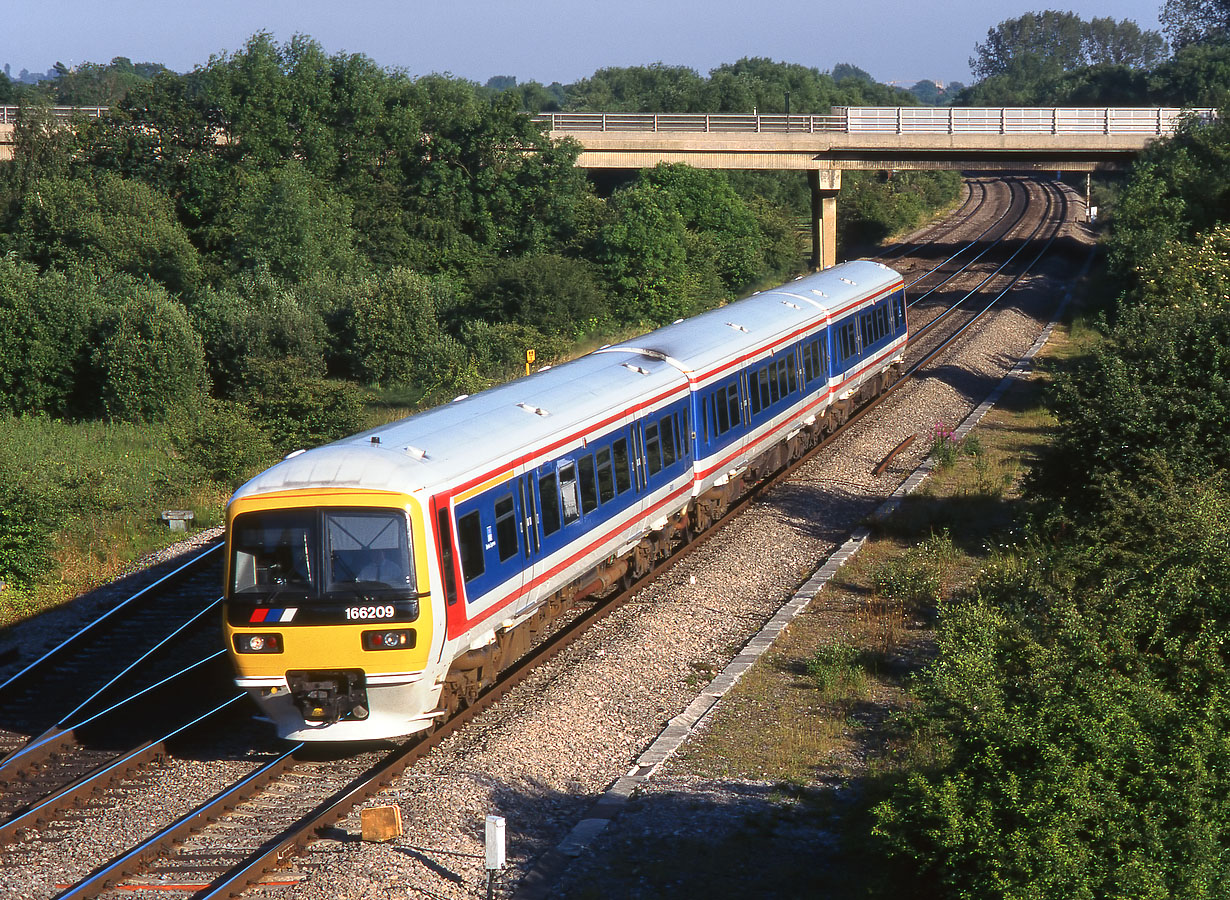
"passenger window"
757,368,770,411
645,423,662,476
715,392,730,435
661,416,676,467
494,495,518,562
597,447,616,503
539,472,561,536
613,439,632,493
579,454,598,514
457,511,484,582
559,462,580,524
769,361,781,403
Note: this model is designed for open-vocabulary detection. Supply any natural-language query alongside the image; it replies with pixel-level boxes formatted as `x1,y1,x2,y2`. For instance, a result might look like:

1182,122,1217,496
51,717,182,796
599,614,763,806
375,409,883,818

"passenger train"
223,260,908,741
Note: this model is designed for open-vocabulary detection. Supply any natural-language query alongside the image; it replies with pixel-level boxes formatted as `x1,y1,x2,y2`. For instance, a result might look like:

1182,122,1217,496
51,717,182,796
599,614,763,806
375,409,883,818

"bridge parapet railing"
829,106,1214,134
0,105,109,125
540,107,1216,136
535,113,846,133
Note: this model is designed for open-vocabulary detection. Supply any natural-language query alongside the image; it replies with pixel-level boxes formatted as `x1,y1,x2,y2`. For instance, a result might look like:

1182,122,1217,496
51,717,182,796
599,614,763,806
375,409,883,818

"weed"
805,642,869,701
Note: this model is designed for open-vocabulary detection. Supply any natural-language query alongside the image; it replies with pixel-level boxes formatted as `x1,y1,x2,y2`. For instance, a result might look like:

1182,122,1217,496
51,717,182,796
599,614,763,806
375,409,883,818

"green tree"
342,268,454,387
13,172,202,293
219,161,359,282
187,270,329,398
971,11,1165,80
465,253,609,337
1162,0,1230,48
85,280,209,423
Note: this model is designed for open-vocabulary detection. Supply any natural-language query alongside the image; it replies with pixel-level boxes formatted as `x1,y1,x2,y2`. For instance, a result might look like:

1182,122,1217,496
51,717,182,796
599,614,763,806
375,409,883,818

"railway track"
3,175,1086,899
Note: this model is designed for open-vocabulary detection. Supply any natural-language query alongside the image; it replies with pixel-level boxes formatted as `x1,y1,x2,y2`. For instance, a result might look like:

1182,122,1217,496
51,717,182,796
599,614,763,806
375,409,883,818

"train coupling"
286,669,370,724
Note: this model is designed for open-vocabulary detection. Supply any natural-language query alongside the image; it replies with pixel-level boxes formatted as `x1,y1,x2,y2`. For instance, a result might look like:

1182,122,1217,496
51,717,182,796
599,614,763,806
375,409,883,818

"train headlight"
361,629,416,651
233,632,283,653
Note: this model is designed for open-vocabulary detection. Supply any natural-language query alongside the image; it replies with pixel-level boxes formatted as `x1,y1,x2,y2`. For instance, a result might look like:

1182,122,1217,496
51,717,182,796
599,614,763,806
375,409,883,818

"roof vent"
404,445,428,459
726,322,749,333
811,289,828,298
780,299,801,310
621,363,651,376
516,402,550,416
370,436,381,445
452,394,469,402
839,277,856,285
672,318,684,324
284,448,306,460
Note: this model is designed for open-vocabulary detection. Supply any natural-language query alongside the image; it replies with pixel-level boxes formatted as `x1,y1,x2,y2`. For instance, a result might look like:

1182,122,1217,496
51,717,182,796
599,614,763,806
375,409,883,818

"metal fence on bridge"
536,107,1216,136
0,106,108,124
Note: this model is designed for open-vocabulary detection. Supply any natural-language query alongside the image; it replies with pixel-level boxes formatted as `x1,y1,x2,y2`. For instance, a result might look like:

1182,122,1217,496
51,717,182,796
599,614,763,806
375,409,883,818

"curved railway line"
0,174,1091,899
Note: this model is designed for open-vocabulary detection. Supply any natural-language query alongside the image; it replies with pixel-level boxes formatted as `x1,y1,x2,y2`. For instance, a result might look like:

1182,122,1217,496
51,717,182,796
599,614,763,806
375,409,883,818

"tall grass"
0,416,227,625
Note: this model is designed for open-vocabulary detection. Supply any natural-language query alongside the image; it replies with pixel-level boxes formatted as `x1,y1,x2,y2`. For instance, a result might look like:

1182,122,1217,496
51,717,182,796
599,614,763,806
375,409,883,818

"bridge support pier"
808,169,841,270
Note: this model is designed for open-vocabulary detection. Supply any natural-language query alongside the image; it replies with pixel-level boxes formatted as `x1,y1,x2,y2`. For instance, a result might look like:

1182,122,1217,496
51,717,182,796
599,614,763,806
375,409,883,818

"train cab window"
645,423,663,476
894,292,906,328
661,416,677,467
559,462,580,524
230,510,315,597
494,495,518,562
579,454,599,514
538,472,561,536
457,511,485,582
613,438,633,494
596,447,616,504
325,511,413,591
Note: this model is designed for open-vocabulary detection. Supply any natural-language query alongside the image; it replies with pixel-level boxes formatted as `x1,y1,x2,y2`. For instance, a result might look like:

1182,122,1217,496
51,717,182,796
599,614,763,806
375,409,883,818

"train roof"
605,259,899,382
230,260,901,504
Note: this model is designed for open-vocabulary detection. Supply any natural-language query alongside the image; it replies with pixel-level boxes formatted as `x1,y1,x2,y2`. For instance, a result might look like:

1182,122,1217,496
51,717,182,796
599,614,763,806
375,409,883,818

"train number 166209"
345,605,396,620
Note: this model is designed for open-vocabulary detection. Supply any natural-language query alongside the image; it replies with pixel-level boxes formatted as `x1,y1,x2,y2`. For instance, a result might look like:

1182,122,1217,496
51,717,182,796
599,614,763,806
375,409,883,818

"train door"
512,472,543,615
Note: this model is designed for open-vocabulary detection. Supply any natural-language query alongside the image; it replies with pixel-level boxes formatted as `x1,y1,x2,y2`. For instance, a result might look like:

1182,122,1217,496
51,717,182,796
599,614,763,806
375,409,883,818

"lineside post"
808,168,841,270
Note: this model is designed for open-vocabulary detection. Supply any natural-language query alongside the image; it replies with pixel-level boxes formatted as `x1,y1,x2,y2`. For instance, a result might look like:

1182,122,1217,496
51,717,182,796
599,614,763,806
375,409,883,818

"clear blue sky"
8,0,1168,88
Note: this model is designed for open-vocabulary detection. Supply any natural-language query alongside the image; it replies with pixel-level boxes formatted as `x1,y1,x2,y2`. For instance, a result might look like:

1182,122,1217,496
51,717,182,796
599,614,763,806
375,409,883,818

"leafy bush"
465,253,610,338
240,358,367,456
874,487,1230,900
342,267,456,387
170,398,276,487
187,270,329,398
0,257,96,416
85,281,209,423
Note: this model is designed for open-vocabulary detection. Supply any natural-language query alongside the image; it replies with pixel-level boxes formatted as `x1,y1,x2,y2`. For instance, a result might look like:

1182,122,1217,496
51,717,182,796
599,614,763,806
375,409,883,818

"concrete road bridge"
539,106,1216,267
1,105,1215,269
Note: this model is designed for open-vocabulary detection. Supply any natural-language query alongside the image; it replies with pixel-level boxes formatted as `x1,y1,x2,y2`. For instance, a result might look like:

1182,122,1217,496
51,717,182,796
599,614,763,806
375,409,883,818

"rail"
535,106,1217,136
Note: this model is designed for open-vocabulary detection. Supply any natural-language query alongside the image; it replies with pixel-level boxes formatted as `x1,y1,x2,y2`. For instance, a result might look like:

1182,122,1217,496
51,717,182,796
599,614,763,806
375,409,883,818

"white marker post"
485,815,506,900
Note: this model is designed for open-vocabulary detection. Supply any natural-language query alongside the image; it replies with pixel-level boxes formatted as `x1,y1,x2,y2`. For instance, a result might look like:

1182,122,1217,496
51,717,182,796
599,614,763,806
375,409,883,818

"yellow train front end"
223,488,440,742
